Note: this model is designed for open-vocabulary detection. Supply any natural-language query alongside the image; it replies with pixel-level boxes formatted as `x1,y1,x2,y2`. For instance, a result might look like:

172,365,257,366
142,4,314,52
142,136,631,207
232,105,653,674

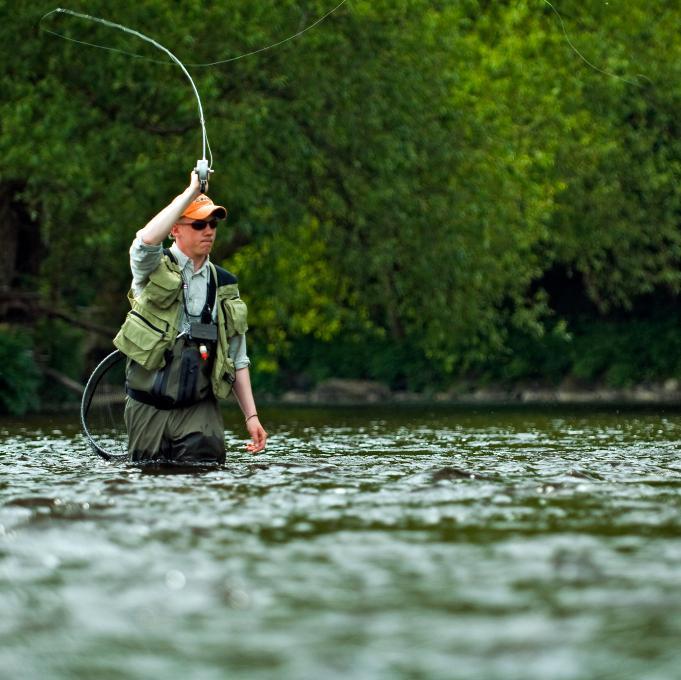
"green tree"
1,0,681,408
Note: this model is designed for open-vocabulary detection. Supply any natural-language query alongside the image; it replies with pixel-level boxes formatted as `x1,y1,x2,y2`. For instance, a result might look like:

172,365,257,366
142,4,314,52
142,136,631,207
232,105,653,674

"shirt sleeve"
129,236,163,298
228,332,250,370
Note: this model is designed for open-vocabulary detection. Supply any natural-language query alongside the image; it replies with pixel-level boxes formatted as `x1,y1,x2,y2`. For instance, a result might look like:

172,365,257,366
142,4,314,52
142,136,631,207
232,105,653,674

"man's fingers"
245,426,267,453
253,431,266,451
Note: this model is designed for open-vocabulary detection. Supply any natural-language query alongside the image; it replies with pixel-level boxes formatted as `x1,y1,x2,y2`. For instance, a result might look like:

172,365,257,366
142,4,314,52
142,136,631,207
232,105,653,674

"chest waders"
114,251,248,465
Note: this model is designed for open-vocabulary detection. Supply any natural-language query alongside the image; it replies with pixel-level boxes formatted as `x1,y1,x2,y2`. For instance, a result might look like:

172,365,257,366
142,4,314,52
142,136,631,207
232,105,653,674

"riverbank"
271,378,681,406
22,376,681,415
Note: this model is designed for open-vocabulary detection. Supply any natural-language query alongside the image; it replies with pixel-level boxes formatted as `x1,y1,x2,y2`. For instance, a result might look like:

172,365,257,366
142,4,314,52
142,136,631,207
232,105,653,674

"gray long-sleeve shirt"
129,238,250,369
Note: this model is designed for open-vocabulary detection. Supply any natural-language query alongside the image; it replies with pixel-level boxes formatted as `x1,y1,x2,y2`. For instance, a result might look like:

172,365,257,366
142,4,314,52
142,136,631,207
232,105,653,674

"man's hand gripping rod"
195,159,212,194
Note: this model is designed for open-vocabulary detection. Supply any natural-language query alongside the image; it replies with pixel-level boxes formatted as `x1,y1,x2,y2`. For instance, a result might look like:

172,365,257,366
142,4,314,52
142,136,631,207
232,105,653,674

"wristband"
245,413,259,423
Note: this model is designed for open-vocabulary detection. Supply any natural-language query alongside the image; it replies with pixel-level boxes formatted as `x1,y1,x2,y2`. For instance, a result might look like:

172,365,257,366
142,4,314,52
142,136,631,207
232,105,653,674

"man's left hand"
245,417,267,453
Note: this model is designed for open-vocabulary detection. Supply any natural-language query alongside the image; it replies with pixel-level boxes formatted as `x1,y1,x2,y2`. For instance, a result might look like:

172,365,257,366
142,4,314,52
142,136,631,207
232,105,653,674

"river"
1,405,680,679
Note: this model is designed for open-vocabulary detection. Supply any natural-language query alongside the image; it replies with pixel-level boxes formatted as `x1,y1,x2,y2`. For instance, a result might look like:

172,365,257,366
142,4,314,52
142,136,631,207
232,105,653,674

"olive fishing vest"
113,252,248,407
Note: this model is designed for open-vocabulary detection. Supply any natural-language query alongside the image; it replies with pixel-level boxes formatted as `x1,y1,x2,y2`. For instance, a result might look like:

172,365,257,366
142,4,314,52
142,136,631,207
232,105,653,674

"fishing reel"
195,159,212,193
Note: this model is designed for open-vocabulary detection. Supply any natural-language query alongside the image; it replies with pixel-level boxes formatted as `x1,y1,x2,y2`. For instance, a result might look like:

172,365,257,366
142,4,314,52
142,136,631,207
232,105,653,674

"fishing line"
542,0,644,87
39,2,348,68
185,0,349,67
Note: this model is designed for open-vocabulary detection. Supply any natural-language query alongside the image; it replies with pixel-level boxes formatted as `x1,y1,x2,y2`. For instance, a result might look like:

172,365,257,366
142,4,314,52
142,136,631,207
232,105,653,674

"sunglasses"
188,219,218,231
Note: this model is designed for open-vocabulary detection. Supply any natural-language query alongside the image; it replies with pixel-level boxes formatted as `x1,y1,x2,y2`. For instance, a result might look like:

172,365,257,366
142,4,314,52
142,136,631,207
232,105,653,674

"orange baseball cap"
182,194,227,221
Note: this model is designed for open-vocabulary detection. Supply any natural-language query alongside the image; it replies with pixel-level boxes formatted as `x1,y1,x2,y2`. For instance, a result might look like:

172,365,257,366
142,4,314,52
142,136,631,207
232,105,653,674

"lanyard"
181,266,216,325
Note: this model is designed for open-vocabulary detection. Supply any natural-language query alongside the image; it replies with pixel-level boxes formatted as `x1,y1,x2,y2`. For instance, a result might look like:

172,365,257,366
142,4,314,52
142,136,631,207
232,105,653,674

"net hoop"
80,349,128,461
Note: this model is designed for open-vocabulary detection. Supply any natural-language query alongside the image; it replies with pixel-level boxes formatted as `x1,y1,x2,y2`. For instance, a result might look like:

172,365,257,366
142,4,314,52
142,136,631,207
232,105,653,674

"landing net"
80,349,128,461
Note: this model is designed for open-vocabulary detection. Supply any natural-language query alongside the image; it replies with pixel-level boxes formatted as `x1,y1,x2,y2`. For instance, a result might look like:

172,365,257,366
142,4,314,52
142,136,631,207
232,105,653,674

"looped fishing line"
80,349,128,461
542,0,646,87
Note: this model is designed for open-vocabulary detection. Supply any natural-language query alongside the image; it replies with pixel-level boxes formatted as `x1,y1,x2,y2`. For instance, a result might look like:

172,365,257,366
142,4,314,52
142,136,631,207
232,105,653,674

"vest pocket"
222,298,248,337
143,266,181,308
211,350,236,399
114,310,169,371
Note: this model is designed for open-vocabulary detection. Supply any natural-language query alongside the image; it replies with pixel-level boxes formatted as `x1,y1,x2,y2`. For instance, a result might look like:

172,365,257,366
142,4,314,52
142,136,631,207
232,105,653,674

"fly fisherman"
114,171,267,464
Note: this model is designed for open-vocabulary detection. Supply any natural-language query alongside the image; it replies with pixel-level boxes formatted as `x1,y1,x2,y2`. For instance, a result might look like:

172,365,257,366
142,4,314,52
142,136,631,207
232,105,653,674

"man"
114,171,267,464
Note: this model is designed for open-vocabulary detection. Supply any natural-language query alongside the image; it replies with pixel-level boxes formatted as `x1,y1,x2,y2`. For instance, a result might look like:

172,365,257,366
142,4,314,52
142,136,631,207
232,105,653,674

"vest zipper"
131,310,165,336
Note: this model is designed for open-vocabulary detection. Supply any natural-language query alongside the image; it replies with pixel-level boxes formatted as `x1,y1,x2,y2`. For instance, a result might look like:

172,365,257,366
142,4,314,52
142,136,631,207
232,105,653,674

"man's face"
171,217,218,261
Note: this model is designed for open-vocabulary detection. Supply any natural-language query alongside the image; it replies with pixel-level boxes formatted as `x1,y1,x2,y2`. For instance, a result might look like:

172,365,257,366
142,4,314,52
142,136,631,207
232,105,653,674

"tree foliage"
1,0,680,407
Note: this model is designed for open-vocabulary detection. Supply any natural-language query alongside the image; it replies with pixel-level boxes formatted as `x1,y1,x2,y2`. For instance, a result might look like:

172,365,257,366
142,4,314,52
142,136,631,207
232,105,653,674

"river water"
1,405,680,679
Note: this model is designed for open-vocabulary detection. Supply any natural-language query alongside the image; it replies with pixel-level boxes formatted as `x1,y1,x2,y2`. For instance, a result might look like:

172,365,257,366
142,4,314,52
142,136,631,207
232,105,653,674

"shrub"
0,327,40,415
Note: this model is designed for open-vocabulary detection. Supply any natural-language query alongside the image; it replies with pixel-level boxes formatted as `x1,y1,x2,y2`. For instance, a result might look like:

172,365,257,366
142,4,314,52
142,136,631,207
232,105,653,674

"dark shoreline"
11,377,681,417
271,378,681,407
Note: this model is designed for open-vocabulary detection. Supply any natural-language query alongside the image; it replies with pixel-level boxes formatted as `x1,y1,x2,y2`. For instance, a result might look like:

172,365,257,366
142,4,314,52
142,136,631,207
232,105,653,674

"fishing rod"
41,7,212,191
40,2,349,193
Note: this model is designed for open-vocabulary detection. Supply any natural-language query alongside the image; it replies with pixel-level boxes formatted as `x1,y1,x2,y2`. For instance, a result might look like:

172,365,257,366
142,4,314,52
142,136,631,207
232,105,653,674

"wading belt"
125,386,207,410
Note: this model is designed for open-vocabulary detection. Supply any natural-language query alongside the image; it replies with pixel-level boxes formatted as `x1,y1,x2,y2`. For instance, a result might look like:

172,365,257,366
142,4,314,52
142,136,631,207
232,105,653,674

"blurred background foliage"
1,0,680,412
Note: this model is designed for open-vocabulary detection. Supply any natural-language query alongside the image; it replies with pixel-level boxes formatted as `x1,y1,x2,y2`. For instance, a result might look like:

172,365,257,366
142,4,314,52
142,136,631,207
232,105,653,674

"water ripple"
1,406,681,679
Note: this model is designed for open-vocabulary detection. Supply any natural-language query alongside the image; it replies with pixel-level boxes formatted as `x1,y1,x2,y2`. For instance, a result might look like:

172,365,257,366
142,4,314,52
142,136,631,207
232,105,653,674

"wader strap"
126,386,176,410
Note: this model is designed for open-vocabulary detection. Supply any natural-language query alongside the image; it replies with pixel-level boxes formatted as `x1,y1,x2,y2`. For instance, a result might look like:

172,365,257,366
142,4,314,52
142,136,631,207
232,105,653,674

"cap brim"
185,204,227,221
